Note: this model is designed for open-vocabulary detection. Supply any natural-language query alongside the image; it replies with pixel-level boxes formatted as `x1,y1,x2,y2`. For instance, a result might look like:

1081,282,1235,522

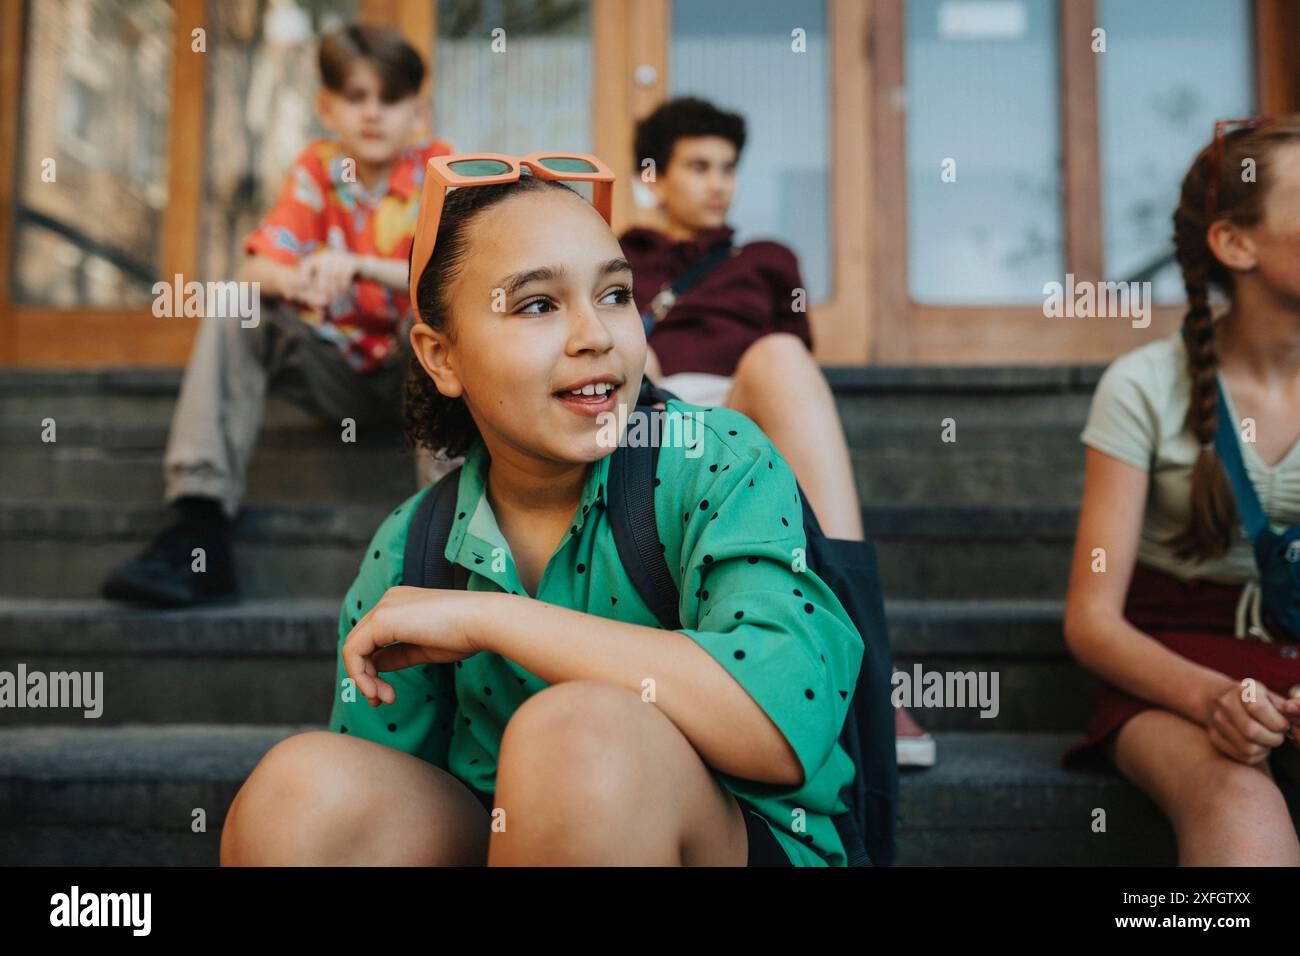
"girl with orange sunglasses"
222,154,865,867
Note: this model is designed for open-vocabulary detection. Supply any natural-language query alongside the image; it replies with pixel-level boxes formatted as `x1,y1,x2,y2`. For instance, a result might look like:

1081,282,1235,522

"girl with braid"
1062,115,1300,864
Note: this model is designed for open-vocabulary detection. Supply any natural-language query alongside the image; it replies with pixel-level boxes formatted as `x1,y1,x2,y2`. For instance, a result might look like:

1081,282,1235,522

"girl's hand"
1205,678,1294,764
342,586,485,707
1282,687,1300,751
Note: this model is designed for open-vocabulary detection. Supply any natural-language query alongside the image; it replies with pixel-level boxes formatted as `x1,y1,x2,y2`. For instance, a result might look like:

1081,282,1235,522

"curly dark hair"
633,96,746,174
403,175,582,460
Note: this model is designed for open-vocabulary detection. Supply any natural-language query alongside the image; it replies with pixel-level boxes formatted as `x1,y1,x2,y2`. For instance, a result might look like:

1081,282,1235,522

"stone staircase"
0,367,1178,866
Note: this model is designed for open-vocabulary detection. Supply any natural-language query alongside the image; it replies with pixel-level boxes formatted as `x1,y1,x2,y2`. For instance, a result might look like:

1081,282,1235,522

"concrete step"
895,732,1175,866
848,426,1084,506
0,366,1099,508
0,500,381,600
888,599,1087,732
0,597,1083,730
0,396,417,508
0,500,1077,600
0,598,338,726
869,505,1076,600
1,413,1086,508
0,725,1174,866
3,365,1104,422
0,723,315,866
0,598,1081,730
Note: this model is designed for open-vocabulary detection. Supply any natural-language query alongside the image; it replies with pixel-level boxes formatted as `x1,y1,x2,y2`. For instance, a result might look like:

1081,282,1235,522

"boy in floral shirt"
243,135,442,373
103,23,451,607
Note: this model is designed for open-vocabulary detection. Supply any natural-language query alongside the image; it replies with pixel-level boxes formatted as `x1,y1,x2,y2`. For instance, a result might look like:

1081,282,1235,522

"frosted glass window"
435,0,592,156
905,0,1064,304
669,0,832,302
11,0,173,307
1098,0,1255,303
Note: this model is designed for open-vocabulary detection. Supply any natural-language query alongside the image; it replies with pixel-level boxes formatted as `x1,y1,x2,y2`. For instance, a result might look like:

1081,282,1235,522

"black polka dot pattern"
334,411,862,866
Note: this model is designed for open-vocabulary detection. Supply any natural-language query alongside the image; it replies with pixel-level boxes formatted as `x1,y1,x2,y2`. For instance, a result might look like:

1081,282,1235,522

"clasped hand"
1206,678,1300,764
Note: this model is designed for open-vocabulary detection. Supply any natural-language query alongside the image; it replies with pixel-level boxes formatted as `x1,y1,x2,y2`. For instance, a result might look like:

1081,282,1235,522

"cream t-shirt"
1081,330,1300,584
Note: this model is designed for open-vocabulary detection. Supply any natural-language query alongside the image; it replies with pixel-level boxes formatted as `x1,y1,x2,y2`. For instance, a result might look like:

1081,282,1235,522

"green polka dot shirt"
327,399,865,866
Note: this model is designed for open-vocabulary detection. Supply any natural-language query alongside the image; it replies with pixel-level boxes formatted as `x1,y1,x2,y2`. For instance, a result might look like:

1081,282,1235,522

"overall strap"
1213,379,1269,539
606,407,682,630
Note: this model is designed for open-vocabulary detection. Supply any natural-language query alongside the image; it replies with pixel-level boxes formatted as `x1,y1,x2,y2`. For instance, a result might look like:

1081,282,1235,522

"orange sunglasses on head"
408,151,615,306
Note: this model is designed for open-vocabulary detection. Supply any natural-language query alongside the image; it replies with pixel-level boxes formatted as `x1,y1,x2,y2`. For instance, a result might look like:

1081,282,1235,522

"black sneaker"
101,521,238,607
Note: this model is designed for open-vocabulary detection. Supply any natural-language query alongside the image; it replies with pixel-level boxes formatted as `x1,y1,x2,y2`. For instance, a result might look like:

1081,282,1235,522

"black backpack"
402,381,900,866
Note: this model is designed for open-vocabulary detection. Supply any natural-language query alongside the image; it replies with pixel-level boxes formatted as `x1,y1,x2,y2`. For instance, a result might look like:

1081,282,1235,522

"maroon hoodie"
618,225,814,378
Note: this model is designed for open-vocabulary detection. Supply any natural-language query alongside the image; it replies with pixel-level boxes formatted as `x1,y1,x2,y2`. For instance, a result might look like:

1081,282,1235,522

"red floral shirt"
243,137,453,373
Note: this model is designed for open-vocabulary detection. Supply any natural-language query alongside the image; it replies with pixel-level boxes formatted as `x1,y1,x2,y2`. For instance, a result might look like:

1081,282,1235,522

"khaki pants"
162,300,461,518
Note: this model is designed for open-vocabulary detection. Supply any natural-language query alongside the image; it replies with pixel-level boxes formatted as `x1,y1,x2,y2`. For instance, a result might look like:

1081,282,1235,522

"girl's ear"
1206,219,1259,273
409,322,464,399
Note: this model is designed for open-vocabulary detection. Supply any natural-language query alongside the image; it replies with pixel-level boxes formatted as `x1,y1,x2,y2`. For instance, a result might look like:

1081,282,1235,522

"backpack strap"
607,406,682,630
402,466,469,590
641,239,735,336
1214,379,1269,539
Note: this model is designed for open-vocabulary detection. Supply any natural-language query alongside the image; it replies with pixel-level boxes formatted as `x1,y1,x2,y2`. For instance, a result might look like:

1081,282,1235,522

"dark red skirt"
1062,563,1300,771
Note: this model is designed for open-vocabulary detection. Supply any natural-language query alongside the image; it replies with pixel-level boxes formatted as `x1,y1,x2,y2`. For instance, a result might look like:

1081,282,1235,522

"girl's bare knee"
1186,757,1281,823
220,731,353,866
497,683,656,832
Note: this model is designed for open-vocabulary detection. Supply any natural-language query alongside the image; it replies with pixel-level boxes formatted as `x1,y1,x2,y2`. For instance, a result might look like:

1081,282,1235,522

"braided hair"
1168,115,1300,561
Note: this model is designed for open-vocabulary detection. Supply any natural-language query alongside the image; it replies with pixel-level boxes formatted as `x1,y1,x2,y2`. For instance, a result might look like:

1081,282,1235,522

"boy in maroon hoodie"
621,96,934,767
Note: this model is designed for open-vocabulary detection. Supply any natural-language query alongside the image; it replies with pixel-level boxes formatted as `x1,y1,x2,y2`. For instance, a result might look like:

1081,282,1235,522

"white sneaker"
895,706,936,767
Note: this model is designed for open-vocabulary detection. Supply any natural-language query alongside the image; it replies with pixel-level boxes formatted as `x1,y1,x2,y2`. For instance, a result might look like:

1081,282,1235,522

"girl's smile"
552,374,625,416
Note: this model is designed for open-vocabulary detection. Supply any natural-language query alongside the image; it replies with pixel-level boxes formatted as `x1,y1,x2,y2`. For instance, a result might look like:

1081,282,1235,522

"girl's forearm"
1069,612,1236,726
471,592,803,787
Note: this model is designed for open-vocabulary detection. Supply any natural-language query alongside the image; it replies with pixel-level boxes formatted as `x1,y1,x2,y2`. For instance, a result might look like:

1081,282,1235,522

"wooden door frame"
0,0,208,366
870,0,1296,366
624,0,873,366
0,0,438,367
8,1,1279,368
